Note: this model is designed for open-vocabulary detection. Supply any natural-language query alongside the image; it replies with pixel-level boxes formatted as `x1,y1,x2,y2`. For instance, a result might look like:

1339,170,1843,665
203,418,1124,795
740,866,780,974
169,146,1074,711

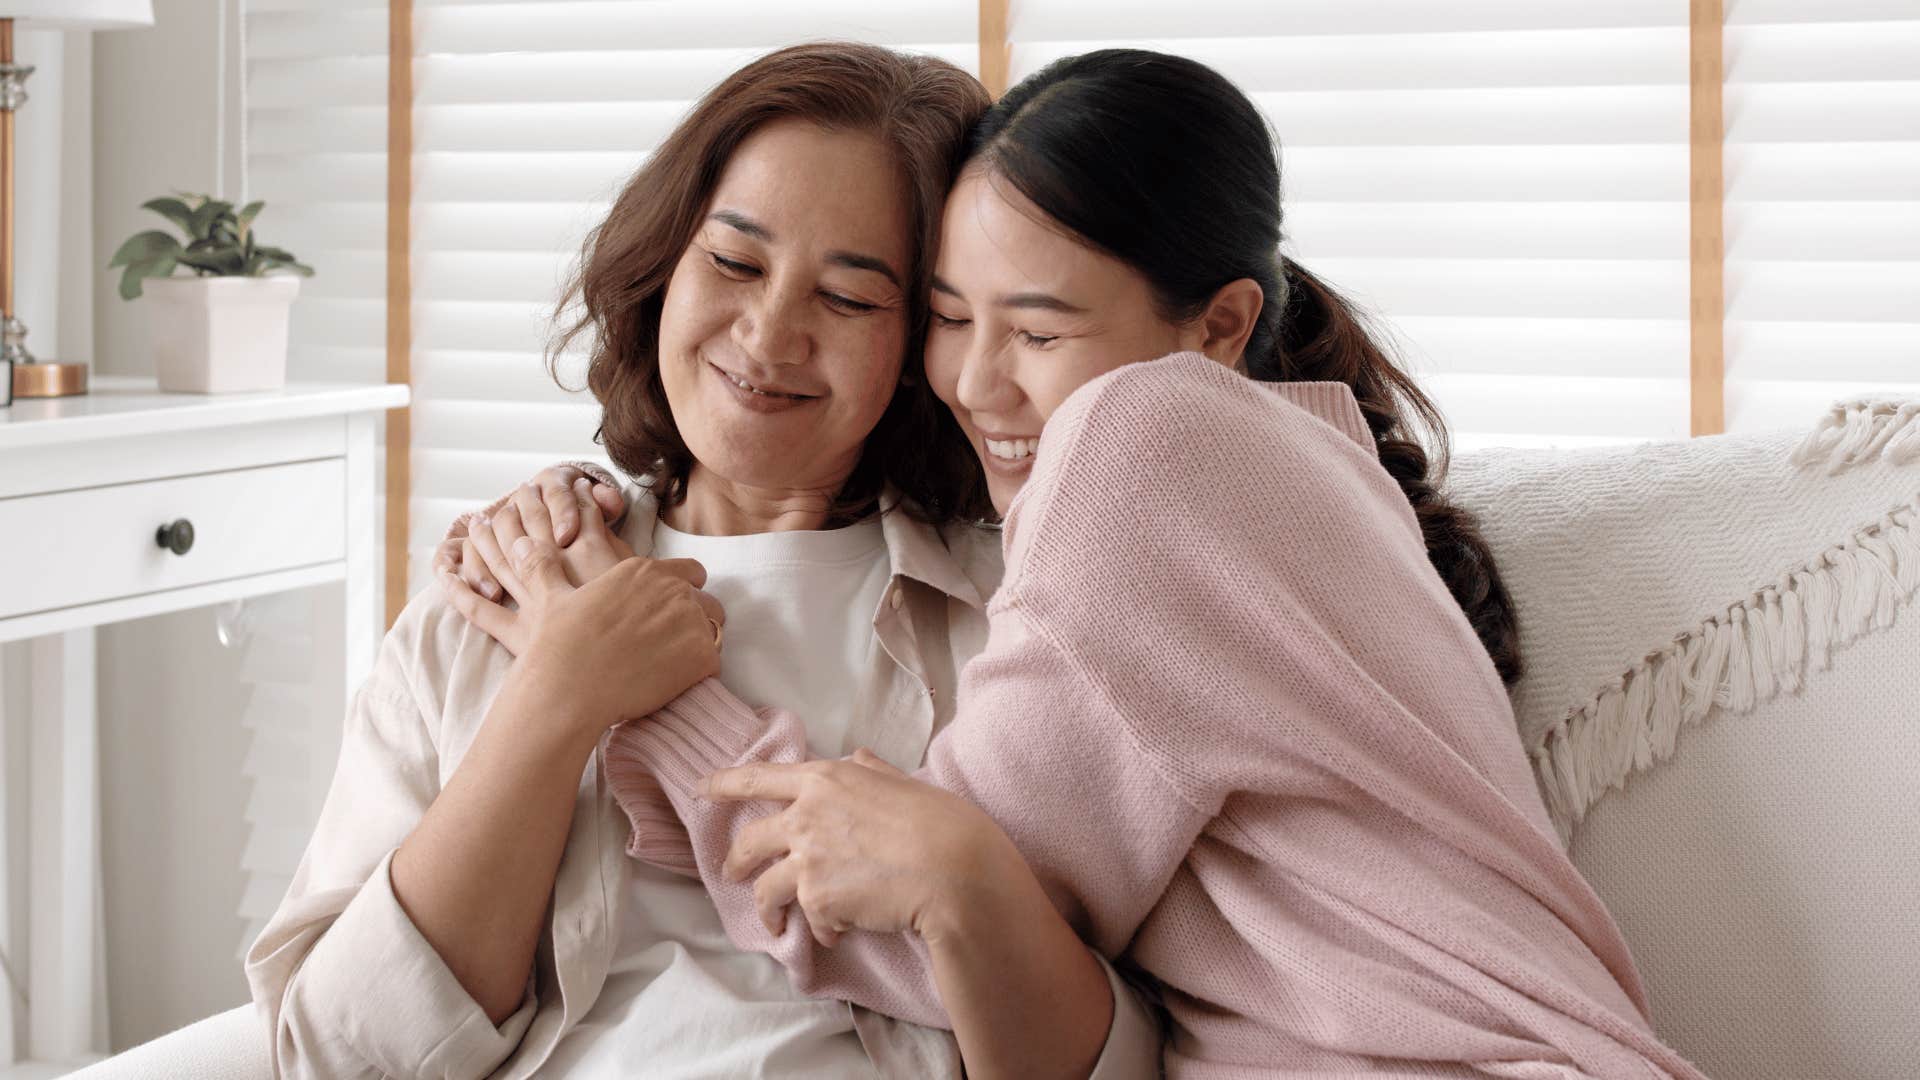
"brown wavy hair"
971,49,1523,684
547,42,993,524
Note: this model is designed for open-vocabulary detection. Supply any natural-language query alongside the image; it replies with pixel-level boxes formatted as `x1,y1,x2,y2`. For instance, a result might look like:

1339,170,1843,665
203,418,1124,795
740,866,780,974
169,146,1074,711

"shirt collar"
878,493,999,611
616,483,998,611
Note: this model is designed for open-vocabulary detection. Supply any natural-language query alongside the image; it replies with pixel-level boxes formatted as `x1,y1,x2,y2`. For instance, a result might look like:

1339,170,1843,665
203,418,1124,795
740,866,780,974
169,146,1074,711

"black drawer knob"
156,518,195,556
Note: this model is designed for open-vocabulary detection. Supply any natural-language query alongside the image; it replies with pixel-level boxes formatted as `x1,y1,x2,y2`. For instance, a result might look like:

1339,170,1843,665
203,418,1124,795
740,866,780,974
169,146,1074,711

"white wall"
83,0,345,1050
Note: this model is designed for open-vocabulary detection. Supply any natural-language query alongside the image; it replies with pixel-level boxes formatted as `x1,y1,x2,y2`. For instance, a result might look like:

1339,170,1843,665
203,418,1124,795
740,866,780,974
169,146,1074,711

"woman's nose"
733,288,810,367
952,334,1019,417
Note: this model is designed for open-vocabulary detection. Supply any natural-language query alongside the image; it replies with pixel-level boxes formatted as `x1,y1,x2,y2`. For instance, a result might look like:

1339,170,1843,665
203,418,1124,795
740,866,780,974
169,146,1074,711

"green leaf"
118,253,178,300
141,197,196,235
186,199,234,242
108,229,180,268
253,249,317,278
175,249,245,276
237,200,264,235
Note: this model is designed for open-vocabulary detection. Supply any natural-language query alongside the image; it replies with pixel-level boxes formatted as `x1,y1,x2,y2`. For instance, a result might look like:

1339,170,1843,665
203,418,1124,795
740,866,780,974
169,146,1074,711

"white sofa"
63,400,1920,1079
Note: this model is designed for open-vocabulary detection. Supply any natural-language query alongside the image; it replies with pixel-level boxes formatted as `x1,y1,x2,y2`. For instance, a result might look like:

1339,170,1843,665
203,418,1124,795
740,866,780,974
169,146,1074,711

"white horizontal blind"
399,0,979,592
1009,0,1695,450
245,0,389,387
1722,0,1920,432
239,0,390,964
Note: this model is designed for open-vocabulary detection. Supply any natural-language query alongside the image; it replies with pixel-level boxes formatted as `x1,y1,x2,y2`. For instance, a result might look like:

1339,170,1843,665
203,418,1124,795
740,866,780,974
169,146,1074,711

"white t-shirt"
543,516,893,1078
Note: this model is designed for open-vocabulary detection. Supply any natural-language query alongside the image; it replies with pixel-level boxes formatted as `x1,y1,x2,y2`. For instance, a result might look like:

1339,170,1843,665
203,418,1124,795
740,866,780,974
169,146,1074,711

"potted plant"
108,193,315,393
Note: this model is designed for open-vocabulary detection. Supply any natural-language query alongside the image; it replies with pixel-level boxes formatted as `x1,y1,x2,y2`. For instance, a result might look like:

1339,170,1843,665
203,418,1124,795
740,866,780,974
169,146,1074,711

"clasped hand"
437,472,726,742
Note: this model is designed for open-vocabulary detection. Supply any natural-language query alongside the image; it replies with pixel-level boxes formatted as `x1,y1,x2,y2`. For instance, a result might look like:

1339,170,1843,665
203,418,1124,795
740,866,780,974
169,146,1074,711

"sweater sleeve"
604,589,1205,1051
999,354,1671,1056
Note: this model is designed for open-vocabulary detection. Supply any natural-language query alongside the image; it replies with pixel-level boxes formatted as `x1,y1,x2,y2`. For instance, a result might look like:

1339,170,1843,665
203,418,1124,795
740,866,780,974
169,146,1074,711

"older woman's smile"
706,359,821,412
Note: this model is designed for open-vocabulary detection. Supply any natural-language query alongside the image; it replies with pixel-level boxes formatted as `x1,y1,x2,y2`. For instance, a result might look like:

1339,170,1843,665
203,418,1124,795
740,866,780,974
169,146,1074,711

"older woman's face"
657,119,913,495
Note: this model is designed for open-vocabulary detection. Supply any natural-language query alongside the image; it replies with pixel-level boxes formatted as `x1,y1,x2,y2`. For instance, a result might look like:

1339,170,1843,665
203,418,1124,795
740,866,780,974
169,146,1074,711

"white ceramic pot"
144,275,301,393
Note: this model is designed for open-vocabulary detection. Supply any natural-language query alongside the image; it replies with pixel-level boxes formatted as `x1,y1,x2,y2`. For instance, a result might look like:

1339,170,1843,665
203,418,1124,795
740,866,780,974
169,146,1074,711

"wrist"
495,658,605,757
919,827,1044,948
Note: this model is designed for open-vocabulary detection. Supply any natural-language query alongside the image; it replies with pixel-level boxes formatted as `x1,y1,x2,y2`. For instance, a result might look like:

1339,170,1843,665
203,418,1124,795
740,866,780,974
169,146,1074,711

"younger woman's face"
924,170,1210,515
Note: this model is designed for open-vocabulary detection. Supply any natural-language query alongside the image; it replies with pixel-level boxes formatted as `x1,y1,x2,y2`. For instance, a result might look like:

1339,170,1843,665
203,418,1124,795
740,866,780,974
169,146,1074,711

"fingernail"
475,513,489,527
481,581,500,600
511,536,532,563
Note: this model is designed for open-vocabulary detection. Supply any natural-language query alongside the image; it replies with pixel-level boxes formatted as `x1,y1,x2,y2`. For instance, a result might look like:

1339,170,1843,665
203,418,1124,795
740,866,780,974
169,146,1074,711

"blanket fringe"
1792,398,1920,476
1532,494,1920,846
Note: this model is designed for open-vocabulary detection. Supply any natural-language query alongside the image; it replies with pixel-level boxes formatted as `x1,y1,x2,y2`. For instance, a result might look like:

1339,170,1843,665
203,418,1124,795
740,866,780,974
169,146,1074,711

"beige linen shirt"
244,484,1164,1079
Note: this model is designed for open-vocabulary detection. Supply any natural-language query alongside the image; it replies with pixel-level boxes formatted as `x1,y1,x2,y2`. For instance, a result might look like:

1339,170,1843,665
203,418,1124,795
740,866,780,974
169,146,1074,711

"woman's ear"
1189,278,1264,368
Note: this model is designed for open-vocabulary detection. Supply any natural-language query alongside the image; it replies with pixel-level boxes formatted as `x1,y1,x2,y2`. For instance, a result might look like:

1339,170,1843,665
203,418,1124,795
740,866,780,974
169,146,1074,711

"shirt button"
889,586,904,610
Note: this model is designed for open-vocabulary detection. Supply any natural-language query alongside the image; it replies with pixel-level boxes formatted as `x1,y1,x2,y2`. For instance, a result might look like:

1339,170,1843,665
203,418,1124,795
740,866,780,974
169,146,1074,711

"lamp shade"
0,0,153,31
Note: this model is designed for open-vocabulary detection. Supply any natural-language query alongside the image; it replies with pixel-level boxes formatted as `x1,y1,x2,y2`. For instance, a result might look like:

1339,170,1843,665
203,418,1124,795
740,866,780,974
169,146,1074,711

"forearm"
924,840,1115,1080
391,676,599,1023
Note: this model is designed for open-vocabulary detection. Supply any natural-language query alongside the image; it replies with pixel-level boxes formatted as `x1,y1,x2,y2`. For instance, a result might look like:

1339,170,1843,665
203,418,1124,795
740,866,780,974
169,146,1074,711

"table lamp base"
13,360,88,398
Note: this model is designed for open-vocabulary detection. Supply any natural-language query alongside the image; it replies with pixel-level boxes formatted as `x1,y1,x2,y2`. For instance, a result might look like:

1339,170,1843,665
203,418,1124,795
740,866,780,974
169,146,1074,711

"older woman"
244,43,1159,1080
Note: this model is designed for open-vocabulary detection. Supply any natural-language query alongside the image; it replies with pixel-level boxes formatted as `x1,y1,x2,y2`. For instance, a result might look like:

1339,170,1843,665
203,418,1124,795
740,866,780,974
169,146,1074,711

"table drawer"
0,458,346,620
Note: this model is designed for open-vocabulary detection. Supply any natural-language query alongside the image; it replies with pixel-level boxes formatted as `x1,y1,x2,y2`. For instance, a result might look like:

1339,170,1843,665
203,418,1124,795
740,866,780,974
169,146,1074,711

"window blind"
1721,0,1920,432
238,0,390,964
1010,0,1697,452
243,0,1920,592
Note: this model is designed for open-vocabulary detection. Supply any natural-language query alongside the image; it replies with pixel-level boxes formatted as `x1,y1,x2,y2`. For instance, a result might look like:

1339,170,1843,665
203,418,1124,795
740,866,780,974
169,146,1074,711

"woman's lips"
707,361,819,413
976,431,1039,479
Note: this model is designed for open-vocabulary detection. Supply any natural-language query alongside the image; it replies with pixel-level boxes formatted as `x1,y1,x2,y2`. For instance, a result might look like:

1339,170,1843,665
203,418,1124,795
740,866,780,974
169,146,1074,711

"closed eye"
1017,331,1058,348
822,292,878,315
708,251,759,277
932,313,971,329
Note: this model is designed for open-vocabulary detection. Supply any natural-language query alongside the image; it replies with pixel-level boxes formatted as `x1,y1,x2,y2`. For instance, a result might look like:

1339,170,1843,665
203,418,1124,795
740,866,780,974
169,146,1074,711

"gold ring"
707,617,724,649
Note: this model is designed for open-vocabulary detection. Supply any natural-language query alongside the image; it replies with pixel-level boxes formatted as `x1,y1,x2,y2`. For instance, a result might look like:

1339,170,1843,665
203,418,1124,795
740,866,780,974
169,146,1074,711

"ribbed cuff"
604,678,799,865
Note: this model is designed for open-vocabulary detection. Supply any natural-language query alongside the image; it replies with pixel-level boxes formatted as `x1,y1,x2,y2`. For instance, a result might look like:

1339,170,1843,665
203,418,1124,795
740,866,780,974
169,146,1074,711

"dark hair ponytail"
973,49,1522,685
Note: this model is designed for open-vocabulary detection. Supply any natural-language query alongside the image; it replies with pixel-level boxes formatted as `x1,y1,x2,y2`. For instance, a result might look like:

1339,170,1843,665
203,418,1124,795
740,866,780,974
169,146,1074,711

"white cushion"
63,1004,268,1080
1447,400,1920,1079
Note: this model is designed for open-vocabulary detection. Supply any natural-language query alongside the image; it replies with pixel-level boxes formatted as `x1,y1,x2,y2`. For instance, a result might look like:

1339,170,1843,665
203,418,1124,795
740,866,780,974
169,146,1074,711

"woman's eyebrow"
827,251,901,287
999,291,1087,314
931,276,1085,314
710,209,899,287
709,209,770,240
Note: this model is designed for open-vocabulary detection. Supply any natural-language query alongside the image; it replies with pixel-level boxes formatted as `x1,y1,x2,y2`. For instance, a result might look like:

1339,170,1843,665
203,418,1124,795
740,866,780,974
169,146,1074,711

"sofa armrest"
63,1004,269,1080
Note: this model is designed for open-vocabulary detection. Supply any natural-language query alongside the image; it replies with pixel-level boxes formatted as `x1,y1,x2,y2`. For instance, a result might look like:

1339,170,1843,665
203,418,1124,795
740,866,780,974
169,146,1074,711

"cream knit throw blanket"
1446,399,1920,845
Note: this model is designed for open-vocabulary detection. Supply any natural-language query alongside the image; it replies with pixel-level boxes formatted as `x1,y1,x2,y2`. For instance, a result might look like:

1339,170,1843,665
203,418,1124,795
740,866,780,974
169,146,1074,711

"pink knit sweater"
606,353,1706,1078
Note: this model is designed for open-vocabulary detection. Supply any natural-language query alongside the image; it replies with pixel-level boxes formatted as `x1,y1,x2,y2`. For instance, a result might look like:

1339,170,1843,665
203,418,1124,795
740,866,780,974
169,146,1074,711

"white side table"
0,376,407,1075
